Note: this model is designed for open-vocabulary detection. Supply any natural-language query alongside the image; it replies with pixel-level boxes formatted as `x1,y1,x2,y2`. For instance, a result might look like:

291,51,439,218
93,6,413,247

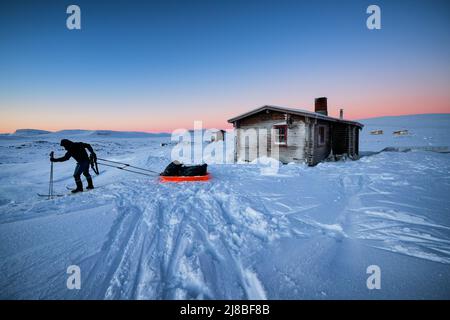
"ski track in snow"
96,174,277,299
1,121,450,299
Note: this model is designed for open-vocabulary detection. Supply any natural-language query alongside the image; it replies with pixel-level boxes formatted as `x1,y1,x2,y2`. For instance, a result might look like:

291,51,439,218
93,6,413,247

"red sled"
159,173,211,183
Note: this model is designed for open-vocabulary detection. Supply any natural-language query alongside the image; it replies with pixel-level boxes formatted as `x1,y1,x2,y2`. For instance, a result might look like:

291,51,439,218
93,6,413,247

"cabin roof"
227,105,364,128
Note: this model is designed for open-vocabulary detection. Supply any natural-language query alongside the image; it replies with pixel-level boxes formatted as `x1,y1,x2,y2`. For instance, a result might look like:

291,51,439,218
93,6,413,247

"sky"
0,0,449,133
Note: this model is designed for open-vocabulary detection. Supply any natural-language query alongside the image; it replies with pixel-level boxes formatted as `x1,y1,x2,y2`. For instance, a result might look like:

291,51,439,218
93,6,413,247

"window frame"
273,124,288,146
318,125,326,146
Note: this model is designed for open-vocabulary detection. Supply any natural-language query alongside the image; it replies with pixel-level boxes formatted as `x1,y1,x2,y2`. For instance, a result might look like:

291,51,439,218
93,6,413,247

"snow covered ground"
1,114,450,299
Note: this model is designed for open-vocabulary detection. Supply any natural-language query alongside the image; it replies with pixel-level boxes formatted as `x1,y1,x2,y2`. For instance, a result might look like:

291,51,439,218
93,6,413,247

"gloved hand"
50,156,56,162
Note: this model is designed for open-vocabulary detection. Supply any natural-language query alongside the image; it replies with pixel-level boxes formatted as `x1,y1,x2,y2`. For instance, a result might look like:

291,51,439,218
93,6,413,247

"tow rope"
96,158,159,177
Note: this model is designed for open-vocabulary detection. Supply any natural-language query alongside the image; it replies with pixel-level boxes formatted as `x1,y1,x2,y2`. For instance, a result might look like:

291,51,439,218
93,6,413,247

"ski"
37,193,65,198
65,186,100,192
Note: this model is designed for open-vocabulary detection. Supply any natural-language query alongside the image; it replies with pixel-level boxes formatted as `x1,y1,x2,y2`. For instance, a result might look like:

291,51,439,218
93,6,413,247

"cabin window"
274,125,288,145
318,126,326,146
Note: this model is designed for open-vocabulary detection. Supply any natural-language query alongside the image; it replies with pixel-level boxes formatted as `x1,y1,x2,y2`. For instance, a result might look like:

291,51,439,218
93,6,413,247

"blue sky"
0,0,449,132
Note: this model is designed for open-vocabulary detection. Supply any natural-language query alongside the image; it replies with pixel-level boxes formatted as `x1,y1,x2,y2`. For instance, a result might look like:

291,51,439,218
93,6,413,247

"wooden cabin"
227,97,364,166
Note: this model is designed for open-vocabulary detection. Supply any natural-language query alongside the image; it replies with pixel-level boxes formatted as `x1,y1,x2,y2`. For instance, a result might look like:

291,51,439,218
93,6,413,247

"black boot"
86,176,94,190
72,180,83,193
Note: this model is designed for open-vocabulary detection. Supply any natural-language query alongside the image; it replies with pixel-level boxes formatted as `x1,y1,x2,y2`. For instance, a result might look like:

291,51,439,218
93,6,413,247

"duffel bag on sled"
160,161,210,182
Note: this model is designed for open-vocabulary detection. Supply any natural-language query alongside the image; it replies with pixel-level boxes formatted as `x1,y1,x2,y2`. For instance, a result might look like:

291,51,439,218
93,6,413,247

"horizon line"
1,112,449,135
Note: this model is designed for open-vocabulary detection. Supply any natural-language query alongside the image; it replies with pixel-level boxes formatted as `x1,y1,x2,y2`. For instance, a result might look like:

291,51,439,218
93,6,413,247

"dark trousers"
73,161,91,183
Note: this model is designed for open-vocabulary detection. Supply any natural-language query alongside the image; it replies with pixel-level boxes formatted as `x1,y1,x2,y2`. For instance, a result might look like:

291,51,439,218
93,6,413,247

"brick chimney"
339,109,344,119
314,97,328,116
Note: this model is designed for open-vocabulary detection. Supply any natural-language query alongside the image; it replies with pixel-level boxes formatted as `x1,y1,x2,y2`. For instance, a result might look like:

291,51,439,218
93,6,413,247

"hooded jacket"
53,139,95,163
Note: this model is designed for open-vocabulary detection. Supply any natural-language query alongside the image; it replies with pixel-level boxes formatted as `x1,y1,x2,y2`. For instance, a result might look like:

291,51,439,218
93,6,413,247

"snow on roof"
227,105,364,128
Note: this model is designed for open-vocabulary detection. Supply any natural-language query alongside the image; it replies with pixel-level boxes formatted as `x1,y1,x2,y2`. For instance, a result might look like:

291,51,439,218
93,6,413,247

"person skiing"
51,139,96,193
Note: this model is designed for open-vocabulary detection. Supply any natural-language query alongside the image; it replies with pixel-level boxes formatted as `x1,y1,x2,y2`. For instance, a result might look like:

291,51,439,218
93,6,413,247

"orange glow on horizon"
2,109,450,134
1,93,449,134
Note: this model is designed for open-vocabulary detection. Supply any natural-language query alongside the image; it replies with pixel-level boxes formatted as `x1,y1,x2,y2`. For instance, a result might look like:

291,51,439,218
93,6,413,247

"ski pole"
90,154,99,175
48,151,54,200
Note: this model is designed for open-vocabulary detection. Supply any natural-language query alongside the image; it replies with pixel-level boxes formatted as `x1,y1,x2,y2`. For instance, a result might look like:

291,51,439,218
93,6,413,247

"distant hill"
90,130,170,138
359,113,450,129
13,129,51,135
7,129,170,138
55,130,170,138
358,113,450,151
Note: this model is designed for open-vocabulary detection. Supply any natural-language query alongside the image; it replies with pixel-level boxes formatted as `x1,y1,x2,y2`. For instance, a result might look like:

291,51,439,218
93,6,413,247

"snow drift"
0,114,449,299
